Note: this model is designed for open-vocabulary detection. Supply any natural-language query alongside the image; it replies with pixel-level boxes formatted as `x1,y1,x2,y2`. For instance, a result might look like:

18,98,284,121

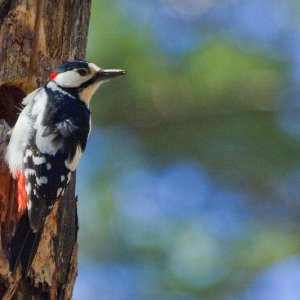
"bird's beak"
96,69,126,80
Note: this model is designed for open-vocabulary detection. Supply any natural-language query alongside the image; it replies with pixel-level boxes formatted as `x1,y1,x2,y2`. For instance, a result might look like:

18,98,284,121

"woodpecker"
6,60,125,275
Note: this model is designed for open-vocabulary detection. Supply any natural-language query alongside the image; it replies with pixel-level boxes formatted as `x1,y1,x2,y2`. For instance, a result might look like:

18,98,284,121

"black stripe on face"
77,76,100,90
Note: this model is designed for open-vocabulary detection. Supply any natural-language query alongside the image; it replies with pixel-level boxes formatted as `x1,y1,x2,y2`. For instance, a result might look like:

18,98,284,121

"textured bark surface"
0,0,92,299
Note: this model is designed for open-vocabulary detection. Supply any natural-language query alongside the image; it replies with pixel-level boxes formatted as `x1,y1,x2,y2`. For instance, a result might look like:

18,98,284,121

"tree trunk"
0,0,91,299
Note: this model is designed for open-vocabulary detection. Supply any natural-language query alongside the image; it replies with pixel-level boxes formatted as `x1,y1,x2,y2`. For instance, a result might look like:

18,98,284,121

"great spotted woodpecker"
6,60,125,275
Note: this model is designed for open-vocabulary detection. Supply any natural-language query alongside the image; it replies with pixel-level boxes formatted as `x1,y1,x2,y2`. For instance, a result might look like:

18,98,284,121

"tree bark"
0,0,92,299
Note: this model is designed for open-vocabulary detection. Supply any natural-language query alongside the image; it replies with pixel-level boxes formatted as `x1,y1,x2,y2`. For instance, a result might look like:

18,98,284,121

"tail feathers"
21,228,42,276
9,210,43,276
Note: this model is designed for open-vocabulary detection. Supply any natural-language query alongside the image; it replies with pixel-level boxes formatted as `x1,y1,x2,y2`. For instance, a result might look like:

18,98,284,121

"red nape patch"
49,72,58,80
17,171,27,212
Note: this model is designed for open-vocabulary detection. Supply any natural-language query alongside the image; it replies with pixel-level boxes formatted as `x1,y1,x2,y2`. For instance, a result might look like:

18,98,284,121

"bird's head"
49,60,125,104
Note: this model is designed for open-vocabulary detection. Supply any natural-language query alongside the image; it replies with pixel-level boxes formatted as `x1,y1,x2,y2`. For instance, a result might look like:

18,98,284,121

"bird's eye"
77,68,89,76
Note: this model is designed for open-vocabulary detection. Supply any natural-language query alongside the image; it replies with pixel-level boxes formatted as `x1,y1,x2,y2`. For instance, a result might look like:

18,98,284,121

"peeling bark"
0,1,92,299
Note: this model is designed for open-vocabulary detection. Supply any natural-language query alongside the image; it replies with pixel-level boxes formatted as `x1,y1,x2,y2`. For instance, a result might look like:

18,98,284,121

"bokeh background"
74,1,300,299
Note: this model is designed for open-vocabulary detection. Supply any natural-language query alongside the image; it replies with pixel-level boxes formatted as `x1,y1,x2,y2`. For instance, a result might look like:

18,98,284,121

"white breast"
5,105,34,178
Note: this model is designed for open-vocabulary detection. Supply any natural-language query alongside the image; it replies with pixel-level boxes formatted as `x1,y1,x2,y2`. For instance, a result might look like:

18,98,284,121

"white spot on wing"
35,130,61,155
57,187,63,198
24,168,36,177
27,200,32,210
25,149,33,157
32,156,46,165
46,163,52,170
61,175,65,182
67,172,72,183
36,176,48,185
25,183,31,194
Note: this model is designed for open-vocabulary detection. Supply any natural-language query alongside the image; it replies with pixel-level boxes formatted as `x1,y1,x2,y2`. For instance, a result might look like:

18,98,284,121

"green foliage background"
75,1,300,299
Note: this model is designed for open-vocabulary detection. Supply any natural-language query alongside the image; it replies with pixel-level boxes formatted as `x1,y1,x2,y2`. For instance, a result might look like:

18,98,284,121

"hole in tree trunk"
0,85,26,127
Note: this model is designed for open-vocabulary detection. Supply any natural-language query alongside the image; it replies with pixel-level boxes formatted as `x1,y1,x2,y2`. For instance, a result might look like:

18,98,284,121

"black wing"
23,139,72,232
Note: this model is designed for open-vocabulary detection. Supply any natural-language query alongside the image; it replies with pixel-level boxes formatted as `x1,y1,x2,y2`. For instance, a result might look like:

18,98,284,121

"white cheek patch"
54,70,93,88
